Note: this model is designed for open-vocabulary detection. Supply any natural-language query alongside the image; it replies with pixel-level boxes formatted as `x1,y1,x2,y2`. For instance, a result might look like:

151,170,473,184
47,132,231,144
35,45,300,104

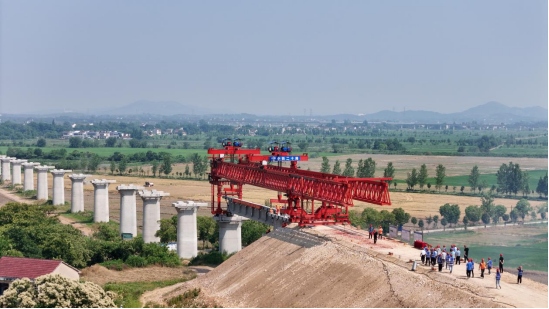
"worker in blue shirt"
517,266,523,284
487,257,493,275
447,254,454,274
437,253,444,272
495,268,502,289
466,259,474,278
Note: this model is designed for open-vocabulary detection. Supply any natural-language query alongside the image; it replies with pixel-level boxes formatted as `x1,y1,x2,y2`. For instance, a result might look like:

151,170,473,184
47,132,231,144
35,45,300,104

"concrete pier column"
117,184,143,238
215,215,244,254
139,190,170,243
91,179,116,223
10,159,27,185
173,201,208,259
51,169,72,205
69,174,90,213
22,162,40,191
35,165,55,201
0,157,15,182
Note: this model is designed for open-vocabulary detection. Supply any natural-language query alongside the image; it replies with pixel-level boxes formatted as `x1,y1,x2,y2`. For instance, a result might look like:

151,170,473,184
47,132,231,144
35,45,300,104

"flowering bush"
0,274,117,308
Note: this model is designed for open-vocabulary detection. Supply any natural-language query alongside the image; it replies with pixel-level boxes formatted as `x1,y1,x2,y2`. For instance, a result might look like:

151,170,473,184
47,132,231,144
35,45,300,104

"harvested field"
80,264,196,286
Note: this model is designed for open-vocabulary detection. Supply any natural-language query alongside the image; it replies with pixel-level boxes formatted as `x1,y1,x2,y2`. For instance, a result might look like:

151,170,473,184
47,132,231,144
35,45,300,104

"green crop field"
423,224,548,272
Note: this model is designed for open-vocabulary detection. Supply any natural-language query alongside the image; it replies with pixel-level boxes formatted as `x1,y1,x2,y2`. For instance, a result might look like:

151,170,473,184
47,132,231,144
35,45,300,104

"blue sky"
0,0,546,115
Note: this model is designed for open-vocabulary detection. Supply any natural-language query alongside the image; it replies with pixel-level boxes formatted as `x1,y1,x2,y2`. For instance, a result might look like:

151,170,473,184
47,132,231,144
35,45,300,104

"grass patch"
189,251,233,266
61,211,94,224
104,278,191,308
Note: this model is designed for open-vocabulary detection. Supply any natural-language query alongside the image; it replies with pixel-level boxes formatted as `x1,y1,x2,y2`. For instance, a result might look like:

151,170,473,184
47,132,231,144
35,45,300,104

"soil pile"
144,227,507,308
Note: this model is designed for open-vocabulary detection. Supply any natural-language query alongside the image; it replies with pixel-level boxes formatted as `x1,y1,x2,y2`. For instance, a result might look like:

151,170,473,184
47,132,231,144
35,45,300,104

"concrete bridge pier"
117,184,143,238
0,157,15,182
35,165,55,201
10,159,27,185
69,174,90,213
173,201,208,259
91,179,116,222
215,215,244,254
22,162,40,191
139,190,170,243
51,169,72,205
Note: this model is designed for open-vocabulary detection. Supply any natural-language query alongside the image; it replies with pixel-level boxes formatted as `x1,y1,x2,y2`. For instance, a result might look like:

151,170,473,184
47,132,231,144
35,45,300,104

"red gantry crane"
208,138,391,226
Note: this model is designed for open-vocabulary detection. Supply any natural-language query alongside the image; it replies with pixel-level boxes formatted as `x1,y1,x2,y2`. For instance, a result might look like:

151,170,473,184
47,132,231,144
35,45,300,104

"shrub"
125,255,148,267
101,259,128,271
189,251,232,266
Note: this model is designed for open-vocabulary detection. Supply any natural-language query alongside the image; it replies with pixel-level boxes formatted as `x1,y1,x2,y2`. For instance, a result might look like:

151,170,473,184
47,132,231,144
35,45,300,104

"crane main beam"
210,160,390,207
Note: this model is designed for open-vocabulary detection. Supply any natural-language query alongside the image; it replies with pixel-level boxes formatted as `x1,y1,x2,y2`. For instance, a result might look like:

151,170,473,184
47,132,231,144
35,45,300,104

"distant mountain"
360,102,547,123
97,100,218,116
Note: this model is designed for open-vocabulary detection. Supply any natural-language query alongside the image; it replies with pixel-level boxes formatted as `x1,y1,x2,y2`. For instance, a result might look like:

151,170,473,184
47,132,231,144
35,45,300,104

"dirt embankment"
142,225,547,308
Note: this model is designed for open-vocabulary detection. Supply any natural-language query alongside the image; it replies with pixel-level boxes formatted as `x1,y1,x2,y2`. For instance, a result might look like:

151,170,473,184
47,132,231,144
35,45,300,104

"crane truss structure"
208,141,391,226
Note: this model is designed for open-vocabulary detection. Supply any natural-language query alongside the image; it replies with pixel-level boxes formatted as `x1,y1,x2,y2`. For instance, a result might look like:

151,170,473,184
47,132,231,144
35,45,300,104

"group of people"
420,245,524,289
420,244,459,273
368,224,383,244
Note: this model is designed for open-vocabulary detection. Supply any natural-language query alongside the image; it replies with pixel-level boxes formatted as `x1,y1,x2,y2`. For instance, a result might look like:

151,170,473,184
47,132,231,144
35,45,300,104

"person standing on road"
378,226,383,240
437,253,444,272
466,259,473,278
517,266,523,284
499,254,505,273
420,247,426,265
442,249,447,269
456,247,461,265
368,224,374,239
463,245,469,262
479,258,486,278
431,248,437,266
487,257,493,275
447,253,454,274
373,228,378,244
470,259,475,278
496,268,502,289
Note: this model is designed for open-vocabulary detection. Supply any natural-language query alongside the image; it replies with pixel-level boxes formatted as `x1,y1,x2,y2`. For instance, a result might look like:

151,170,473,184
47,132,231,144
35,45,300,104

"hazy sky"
0,0,547,115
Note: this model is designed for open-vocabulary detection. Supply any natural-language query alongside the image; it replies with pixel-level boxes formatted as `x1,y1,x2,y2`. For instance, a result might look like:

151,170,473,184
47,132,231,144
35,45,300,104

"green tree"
510,209,519,223
363,158,376,177
184,164,191,178
391,208,411,226
320,156,330,173
156,216,178,243
514,199,531,221
36,138,46,147
425,215,433,229
465,205,481,226
241,220,269,246
462,216,469,230
537,203,548,220
435,164,446,191
417,164,428,190
432,215,439,229
383,162,395,184
297,141,308,152
481,213,491,228
68,137,82,148
197,216,216,249
439,203,461,227
160,154,173,176
342,158,355,177
88,154,102,172
332,160,342,175
105,137,117,147
151,161,159,177
118,157,128,175
536,174,548,198
440,217,448,231
468,165,480,194
109,160,116,175
492,205,507,225
418,219,424,230
406,168,418,189
361,207,381,226
411,217,417,227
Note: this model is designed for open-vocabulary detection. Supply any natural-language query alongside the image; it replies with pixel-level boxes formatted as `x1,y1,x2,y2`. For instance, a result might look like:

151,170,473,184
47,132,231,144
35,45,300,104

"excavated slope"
149,227,504,308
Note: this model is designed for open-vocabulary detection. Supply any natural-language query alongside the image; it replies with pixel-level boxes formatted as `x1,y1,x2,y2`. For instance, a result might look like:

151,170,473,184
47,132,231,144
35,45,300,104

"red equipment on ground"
208,139,391,226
